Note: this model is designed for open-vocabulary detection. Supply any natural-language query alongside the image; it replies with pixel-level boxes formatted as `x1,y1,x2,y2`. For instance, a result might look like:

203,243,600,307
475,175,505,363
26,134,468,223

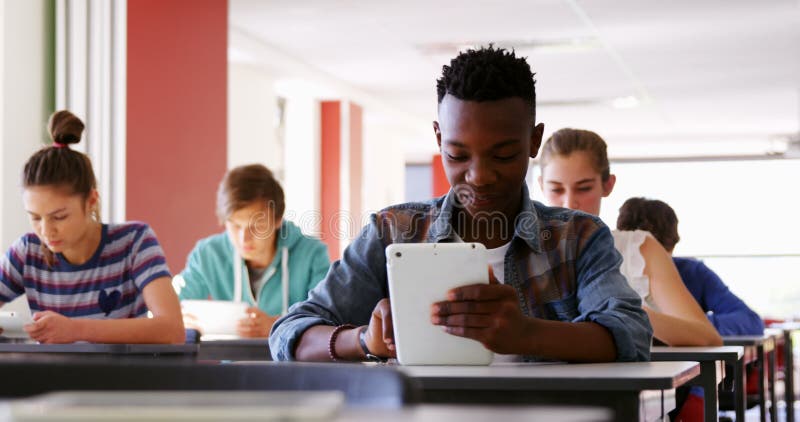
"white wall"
276,80,321,237
0,0,5,244
362,116,406,214
229,28,415,243
1,0,50,312
228,63,280,173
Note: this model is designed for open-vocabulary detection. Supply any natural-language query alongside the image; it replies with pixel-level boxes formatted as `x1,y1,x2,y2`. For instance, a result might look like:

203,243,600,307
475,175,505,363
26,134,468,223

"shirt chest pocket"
543,293,580,322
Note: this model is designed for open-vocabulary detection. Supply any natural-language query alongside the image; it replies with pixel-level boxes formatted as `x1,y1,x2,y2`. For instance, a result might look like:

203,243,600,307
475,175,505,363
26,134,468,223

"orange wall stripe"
349,103,363,233
432,154,449,197
320,101,341,260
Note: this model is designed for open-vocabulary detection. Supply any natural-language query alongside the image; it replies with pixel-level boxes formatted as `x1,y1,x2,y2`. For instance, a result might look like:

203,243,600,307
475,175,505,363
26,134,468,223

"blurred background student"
616,196,764,336
538,127,722,346
175,164,330,338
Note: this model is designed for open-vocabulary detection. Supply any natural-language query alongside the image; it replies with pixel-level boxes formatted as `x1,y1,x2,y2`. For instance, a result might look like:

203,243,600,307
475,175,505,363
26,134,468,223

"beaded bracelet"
328,324,356,362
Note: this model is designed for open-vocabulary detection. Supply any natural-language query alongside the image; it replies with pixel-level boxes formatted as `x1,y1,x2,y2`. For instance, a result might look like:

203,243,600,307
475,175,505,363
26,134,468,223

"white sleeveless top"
611,230,659,311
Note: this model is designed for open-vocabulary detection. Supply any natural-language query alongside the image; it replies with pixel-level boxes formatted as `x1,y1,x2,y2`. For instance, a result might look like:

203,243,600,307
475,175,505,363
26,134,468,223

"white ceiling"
230,0,800,158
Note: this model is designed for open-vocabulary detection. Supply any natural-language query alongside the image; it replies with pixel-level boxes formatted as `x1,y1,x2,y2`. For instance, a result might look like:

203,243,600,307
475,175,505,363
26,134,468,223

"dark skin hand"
295,266,616,362
430,268,528,354
293,299,397,361
363,298,397,358
431,267,618,362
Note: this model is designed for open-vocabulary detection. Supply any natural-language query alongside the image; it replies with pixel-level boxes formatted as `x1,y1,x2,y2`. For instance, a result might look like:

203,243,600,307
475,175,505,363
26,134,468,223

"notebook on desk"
8,390,344,421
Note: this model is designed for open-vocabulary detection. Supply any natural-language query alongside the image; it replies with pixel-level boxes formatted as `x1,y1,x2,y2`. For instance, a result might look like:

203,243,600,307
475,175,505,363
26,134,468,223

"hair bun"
48,110,85,145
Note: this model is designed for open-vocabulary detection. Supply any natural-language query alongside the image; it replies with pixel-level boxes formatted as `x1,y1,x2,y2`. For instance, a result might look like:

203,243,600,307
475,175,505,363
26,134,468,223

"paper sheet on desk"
181,300,248,337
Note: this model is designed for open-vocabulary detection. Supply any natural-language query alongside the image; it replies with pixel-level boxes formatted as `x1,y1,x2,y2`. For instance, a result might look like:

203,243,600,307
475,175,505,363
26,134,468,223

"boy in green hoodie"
176,164,330,338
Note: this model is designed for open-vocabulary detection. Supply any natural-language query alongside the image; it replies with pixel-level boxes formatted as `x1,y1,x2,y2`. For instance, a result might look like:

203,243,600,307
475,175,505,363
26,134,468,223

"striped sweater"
0,222,171,318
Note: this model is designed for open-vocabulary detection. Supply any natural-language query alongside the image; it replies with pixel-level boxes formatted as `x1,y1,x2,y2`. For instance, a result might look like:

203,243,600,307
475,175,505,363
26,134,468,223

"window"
531,158,800,319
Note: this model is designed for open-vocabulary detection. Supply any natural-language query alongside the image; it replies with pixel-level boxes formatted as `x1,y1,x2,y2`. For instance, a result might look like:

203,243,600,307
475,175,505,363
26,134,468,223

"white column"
227,63,279,172
0,0,50,311
55,0,126,223
277,80,321,237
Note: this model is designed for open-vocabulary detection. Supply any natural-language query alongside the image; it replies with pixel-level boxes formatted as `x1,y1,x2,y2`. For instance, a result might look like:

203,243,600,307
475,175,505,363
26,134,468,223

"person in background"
270,46,652,363
0,110,184,344
176,164,330,338
616,197,764,335
539,128,722,347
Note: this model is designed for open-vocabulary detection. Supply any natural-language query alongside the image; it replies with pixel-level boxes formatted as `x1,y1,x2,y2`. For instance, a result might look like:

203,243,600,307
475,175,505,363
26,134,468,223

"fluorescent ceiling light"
416,38,601,56
611,95,640,109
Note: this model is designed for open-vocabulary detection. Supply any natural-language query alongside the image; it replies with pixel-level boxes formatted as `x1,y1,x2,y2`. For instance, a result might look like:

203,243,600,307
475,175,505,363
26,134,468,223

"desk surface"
200,338,269,346
651,346,743,361
0,342,197,355
768,322,800,331
0,400,611,422
321,405,614,422
198,338,271,361
398,361,699,391
722,335,773,346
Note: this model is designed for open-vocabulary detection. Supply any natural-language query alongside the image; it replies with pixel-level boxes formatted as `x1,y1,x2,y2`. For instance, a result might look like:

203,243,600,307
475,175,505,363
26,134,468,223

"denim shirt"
270,185,652,361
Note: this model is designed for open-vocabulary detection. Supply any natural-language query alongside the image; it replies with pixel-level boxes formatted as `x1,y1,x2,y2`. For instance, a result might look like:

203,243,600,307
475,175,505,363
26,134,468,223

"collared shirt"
269,184,652,362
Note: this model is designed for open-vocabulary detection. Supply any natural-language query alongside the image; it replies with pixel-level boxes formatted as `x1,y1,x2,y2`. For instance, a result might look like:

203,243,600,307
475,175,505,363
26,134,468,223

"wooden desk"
198,338,271,361
344,405,613,422
767,324,799,422
651,346,743,422
1,394,613,422
0,360,416,407
6,405,612,421
397,361,700,421
724,335,777,422
0,338,272,362
0,340,197,359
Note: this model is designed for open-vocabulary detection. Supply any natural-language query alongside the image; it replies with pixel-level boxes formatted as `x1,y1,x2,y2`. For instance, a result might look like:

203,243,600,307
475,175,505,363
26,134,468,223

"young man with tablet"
270,46,652,363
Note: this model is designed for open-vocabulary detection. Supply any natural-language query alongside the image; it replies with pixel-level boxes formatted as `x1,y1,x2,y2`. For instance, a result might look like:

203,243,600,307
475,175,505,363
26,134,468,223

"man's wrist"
328,324,356,361
521,317,540,355
358,325,388,362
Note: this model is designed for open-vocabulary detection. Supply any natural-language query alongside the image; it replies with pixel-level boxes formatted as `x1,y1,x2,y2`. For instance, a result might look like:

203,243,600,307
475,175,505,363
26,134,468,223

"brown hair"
540,128,611,181
216,164,285,223
616,197,681,252
23,110,99,265
23,110,97,195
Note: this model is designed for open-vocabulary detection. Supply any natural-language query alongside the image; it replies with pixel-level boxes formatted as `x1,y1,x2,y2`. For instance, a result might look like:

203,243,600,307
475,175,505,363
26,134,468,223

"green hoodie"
177,221,330,316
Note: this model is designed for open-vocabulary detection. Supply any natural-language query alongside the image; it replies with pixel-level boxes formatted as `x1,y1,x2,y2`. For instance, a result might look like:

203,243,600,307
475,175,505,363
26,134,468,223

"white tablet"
385,242,493,366
0,311,33,339
180,300,248,338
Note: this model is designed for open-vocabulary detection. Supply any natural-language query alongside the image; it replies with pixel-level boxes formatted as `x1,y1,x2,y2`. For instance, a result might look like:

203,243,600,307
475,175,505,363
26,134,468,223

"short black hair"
436,45,536,118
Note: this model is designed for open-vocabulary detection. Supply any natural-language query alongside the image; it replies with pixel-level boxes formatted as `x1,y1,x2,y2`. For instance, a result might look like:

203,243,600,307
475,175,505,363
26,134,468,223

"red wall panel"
348,103,363,232
320,101,341,260
127,0,228,271
432,154,449,197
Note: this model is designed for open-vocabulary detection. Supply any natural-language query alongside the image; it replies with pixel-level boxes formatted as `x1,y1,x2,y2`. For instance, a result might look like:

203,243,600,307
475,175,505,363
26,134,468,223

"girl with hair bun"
539,128,722,347
0,110,184,344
